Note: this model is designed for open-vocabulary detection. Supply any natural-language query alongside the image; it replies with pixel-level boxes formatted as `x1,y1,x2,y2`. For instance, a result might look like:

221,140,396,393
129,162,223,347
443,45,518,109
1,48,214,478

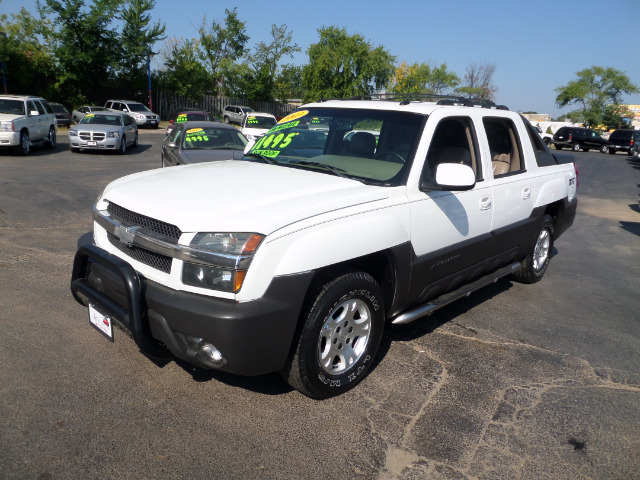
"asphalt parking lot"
1,131,639,479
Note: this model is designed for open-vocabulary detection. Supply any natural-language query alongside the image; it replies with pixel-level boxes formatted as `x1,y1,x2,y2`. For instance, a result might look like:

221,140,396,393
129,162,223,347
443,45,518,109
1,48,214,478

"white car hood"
101,161,389,234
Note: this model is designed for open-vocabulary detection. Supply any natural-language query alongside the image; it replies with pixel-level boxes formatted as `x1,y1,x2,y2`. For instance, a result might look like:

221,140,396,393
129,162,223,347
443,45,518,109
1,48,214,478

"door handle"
522,187,532,200
479,196,492,210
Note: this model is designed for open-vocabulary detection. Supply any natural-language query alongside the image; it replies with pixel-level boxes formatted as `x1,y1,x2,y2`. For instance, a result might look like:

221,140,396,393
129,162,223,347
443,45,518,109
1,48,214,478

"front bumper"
0,131,20,147
69,137,121,150
71,243,314,375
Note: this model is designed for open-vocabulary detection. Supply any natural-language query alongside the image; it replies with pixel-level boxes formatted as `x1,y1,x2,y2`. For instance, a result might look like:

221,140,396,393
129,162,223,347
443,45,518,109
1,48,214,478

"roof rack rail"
316,94,509,110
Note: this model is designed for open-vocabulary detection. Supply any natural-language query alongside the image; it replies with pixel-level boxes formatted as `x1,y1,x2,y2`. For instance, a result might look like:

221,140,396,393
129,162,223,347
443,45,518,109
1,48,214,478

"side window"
34,101,46,115
423,116,481,181
483,117,525,177
27,101,38,115
40,100,53,114
522,116,557,167
168,126,182,144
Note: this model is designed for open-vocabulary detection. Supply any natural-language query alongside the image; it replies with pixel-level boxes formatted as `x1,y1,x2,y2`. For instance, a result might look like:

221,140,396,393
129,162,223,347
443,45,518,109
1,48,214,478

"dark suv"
553,127,608,152
606,129,640,155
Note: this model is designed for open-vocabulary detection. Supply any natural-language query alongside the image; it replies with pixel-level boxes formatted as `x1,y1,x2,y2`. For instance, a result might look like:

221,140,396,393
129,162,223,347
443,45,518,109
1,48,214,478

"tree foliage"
302,26,396,102
156,37,209,98
555,66,639,128
117,0,166,94
198,8,249,95
390,61,459,97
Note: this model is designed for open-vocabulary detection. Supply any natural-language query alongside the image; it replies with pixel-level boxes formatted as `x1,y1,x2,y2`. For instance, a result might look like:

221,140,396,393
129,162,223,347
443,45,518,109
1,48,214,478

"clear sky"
2,0,639,118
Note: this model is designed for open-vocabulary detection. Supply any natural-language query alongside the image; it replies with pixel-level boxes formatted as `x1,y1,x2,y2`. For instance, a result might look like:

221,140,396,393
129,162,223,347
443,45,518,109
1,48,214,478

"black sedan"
161,121,248,167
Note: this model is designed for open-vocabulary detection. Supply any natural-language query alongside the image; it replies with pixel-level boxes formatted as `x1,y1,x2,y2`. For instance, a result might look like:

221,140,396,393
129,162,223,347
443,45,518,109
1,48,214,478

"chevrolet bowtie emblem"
114,225,140,247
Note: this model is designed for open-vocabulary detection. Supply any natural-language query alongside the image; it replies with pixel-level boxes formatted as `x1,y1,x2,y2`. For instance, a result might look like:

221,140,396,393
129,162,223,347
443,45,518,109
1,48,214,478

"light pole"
146,50,156,111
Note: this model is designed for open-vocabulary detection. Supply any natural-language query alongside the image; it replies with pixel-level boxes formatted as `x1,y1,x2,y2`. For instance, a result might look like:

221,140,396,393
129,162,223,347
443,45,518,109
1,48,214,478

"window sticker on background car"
185,128,208,142
247,116,259,124
278,110,308,124
250,129,298,158
176,114,187,124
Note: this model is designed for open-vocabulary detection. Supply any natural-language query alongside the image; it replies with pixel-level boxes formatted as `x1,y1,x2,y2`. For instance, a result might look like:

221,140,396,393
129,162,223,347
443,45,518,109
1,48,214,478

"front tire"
572,143,581,152
600,144,608,153
512,215,555,284
16,131,30,155
45,126,56,149
118,137,126,155
281,271,385,399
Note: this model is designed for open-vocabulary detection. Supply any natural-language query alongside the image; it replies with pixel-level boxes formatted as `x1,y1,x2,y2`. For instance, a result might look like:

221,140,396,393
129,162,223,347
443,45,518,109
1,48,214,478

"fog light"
199,341,224,364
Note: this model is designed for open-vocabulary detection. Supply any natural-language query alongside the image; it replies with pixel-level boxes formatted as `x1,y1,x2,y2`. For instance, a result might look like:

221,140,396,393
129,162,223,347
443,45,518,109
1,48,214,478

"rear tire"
512,215,555,284
600,144,608,153
281,271,385,399
572,143,580,151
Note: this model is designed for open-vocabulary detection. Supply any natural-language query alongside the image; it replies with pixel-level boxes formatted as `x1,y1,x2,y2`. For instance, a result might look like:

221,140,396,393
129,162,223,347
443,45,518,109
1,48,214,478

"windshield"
182,126,248,150
80,114,123,126
176,112,208,123
246,107,424,186
0,99,25,115
244,115,277,129
128,103,150,113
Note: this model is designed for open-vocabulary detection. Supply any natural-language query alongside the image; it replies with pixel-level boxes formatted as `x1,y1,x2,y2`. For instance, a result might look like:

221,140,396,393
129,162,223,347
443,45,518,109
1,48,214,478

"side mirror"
421,163,476,192
169,119,174,124
166,142,177,149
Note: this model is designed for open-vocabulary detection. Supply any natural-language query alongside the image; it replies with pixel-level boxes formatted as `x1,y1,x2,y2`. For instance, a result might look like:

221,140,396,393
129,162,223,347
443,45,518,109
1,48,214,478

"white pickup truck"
71,97,578,399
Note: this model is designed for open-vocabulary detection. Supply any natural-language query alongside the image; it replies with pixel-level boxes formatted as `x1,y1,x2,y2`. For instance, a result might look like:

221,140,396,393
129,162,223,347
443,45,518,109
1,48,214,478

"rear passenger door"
26,100,44,139
481,115,535,262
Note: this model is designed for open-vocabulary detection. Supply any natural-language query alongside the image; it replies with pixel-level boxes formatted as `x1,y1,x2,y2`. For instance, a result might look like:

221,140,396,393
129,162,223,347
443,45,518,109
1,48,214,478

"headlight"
107,131,120,138
0,121,14,132
182,233,263,293
134,113,145,120
68,128,77,136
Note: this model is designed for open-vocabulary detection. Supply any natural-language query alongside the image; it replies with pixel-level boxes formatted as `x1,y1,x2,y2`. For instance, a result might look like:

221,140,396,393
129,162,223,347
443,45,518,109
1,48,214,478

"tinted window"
522,116,557,167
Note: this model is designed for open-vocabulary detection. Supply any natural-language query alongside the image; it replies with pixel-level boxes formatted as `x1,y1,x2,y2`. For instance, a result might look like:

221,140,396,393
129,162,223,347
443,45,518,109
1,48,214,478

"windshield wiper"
288,160,349,178
245,152,278,165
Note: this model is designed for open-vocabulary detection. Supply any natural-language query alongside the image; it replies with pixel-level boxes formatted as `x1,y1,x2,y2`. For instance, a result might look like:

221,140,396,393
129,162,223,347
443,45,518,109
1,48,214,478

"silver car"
68,112,138,154
222,105,254,124
71,105,110,124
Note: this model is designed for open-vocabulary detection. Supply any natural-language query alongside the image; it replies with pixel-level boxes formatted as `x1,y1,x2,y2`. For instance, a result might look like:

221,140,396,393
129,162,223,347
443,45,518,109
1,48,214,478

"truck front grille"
106,202,182,274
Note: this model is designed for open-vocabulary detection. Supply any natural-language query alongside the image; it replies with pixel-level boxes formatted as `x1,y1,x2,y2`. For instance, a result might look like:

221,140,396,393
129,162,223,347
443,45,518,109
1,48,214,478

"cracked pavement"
1,139,638,479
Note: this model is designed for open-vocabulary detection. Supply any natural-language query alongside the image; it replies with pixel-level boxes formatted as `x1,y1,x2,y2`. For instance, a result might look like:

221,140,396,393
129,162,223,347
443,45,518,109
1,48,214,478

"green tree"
0,7,56,96
247,24,300,101
274,64,304,101
390,61,459,97
302,26,396,102
39,0,122,105
156,37,209,98
198,8,249,95
555,66,639,128
117,0,166,98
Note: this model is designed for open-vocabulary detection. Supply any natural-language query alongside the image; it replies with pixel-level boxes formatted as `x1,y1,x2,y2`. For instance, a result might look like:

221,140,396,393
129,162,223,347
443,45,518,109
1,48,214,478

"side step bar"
391,262,521,325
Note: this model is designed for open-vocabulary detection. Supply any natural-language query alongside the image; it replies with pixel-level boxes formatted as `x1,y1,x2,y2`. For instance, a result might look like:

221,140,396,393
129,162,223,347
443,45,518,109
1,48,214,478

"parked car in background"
606,129,640,155
68,111,138,154
533,125,553,146
161,121,248,166
50,102,72,127
72,106,109,124
240,112,277,141
165,108,219,136
0,94,57,155
105,99,159,128
553,126,608,152
222,105,254,124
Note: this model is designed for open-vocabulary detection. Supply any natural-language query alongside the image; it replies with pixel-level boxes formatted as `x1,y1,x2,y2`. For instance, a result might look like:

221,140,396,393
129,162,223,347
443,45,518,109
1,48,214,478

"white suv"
104,99,159,128
0,95,58,155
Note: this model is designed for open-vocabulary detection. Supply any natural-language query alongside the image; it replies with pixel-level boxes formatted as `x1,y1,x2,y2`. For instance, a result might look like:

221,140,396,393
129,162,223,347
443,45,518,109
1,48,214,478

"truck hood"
101,160,389,234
